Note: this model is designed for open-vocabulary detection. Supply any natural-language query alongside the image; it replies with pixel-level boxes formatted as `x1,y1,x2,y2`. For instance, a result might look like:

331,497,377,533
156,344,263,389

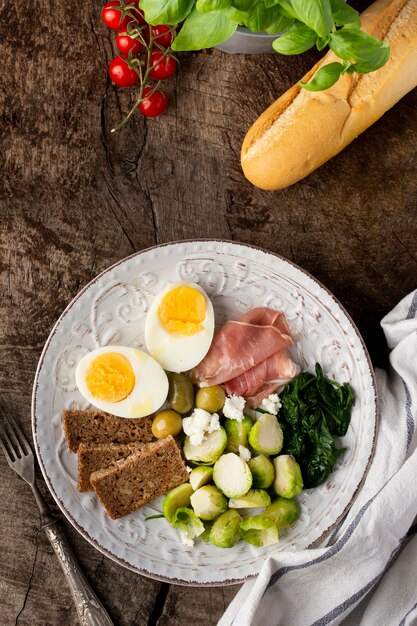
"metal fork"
0,398,114,626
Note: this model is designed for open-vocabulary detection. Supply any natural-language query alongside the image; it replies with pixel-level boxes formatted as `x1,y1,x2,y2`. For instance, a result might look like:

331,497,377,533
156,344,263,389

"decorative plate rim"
31,239,378,586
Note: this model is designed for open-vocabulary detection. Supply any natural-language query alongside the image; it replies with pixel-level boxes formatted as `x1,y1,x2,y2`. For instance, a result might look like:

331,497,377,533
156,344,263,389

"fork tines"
0,396,31,462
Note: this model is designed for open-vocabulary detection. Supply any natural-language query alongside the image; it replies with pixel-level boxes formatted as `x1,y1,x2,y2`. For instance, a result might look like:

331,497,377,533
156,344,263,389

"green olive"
195,386,226,413
152,410,182,439
167,372,194,414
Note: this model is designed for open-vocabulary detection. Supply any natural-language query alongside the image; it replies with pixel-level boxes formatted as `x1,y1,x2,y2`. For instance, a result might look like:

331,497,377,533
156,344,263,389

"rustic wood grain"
1,0,417,623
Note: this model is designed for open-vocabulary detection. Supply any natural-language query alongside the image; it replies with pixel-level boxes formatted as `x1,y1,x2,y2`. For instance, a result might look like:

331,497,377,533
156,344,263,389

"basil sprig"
141,0,390,91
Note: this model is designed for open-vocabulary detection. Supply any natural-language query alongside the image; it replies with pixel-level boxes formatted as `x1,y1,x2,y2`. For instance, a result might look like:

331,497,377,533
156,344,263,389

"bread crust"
241,0,417,190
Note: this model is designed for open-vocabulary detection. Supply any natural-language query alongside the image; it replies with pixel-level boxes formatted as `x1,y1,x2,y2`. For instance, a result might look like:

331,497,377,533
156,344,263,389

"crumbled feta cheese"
223,395,246,422
182,408,220,446
238,445,251,462
261,393,282,415
179,531,194,547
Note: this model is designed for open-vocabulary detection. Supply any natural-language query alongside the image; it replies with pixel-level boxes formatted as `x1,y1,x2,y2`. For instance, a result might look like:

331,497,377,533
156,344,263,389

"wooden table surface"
1,0,417,624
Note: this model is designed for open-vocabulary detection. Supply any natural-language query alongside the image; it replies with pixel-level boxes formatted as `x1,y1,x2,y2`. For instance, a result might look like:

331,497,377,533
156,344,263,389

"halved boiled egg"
75,346,168,418
145,282,215,373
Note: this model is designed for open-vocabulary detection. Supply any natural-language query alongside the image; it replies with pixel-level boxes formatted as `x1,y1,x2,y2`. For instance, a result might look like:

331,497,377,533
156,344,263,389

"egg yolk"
158,286,206,336
85,352,135,403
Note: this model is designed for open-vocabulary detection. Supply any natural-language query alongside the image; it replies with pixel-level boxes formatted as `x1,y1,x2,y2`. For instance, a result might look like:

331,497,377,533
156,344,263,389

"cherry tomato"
116,32,143,56
102,0,141,31
139,87,168,117
146,24,174,48
108,57,139,87
149,51,177,80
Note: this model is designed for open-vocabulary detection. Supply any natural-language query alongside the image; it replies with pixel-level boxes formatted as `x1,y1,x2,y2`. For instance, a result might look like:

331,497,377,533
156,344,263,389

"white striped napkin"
218,290,417,626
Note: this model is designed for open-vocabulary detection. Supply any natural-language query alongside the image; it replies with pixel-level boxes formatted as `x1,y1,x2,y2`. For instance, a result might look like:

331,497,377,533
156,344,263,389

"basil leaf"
172,7,237,50
330,0,360,28
244,3,270,32
300,61,344,90
231,0,253,9
316,35,330,51
264,0,282,6
329,28,390,72
273,22,317,55
266,13,294,34
290,0,333,38
276,0,299,19
141,0,194,25
196,0,232,12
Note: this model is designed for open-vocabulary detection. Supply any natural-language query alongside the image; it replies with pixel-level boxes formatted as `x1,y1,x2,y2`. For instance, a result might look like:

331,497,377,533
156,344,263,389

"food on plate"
264,497,301,531
145,282,215,373
209,510,242,549
163,483,194,522
224,415,253,454
63,409,153,453
171,508,205,547
189,465,214,491
191,307,294,387
247,455,275,489
75,346,169,418
152,409,182,438
190,485,228,520
248,413,284,455
229,489,271,509
279,363,354,487
241,0,417,190
167,372,195,414
90,436,189,519
183,427,227,463
213,453,253,498
195,385,226,413
223,351,301,408
273,455,304,499
77,442,144,492
239,515,279,548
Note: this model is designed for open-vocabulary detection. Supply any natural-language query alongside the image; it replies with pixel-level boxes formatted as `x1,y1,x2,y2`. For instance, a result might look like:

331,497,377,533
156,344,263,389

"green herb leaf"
290,0,334,38
279,363,353,488
329,27,390,72
244,3,270,32
145,514,164,521
273,22,317,55
196,0,232,12
265,11,294,34
300,61,344,90
330,0,361,28
172,7,237,50
141,0,194,25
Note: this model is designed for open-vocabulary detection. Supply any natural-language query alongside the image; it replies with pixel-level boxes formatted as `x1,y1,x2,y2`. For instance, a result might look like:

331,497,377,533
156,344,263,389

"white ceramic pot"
215,26,278,54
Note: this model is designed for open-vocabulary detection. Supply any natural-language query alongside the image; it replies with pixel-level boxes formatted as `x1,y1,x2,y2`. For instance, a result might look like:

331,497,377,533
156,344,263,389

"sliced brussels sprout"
239,515,279,547
189,465,214,491
163,483,194,522
210,509,242,548
196,385,226,413
264,497,301,530
190,485,228,520
201,521,213,542
171,507,205,546
273,455,303,499
229,488,271,509
183,427,227,464
248,454,275,489
213,452,252,498
224,415,253,454
248,413,283,455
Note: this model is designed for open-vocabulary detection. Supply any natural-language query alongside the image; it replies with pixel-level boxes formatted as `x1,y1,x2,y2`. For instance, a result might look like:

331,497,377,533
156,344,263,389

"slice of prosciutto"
223,350,301,408
190,308,294,387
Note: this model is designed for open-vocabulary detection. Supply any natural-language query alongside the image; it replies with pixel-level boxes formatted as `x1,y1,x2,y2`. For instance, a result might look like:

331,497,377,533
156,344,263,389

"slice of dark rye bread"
90,436,189,519
63,409,154,452
77,443,145,492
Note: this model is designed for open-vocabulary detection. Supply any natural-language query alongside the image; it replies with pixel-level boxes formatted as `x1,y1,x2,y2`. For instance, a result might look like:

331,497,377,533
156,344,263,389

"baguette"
241,0,417,190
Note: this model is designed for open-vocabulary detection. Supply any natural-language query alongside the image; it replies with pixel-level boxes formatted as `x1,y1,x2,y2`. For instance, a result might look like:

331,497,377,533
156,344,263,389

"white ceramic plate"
32,240,377,586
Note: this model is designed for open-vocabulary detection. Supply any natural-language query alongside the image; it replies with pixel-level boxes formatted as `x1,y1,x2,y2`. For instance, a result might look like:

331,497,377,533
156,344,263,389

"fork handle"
43,522,114,626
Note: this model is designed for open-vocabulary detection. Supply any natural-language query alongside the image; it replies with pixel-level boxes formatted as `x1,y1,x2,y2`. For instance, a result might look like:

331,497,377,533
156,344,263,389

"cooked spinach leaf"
279,363,353,488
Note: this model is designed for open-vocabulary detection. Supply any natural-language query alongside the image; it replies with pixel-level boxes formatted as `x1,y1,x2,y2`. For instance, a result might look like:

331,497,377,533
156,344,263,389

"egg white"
75,346,168,418
144,282,215,373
